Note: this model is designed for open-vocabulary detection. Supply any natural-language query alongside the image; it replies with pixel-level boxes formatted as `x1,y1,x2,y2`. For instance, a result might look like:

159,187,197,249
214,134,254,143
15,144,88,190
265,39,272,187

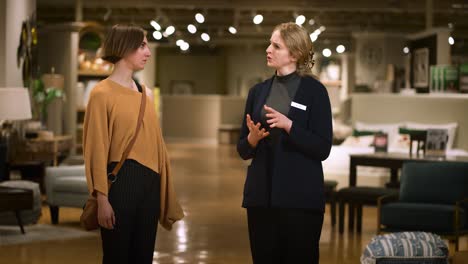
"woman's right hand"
97,192,115,230
246,114,270,148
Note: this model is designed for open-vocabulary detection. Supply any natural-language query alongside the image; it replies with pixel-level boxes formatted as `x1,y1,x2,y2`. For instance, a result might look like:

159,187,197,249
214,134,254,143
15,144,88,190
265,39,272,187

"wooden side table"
7,135,73,191
11,135,73,167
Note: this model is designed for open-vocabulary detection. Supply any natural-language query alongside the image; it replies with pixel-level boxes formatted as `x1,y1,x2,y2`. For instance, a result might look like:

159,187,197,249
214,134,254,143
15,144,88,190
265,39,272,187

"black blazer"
237,75,333,212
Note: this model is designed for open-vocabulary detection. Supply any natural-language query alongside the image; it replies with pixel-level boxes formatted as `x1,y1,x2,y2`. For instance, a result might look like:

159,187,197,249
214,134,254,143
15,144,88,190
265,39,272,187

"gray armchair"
45,165,88,224
378,161,468,251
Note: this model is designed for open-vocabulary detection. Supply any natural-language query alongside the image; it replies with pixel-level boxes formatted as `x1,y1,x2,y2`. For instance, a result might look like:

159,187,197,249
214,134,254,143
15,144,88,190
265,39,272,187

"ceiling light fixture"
295,15,306,25
448,36,455,45
180,42,190,51
322,48,332,57
195,13,205,23
336,45,346,53
253,14,263,25
310,33,318,42
165,26,175,36
150,20,161,31
176,39,185,46
228,26,237,34
152,31,162,40
201,33,210,42
187,24,197,34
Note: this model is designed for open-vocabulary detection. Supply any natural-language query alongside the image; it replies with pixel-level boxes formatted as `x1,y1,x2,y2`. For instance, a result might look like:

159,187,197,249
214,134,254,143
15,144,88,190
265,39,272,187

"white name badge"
291,101,307,111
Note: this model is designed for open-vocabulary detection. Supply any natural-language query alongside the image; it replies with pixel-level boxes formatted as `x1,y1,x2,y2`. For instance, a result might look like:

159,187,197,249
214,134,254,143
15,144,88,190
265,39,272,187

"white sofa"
44,165,88,224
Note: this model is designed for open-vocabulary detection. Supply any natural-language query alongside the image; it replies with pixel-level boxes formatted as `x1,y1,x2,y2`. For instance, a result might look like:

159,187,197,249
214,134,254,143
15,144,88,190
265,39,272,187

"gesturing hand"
264,105,293,134
246,114,270,148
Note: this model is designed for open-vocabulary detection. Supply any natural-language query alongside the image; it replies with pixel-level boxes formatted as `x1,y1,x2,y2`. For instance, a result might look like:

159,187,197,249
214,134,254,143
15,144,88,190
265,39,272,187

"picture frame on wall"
413,48,429,88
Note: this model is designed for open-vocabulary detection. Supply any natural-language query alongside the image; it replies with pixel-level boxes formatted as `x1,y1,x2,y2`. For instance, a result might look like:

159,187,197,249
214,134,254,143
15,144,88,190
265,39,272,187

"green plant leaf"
32,79,44,96
43,88,63,106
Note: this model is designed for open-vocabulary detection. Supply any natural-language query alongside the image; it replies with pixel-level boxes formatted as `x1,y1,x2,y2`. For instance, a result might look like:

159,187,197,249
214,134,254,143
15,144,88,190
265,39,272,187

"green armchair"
377,161,468,251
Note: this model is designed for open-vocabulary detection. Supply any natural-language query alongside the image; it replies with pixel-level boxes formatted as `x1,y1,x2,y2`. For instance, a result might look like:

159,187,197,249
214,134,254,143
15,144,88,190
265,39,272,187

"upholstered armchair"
44,165,88,224
377,161,468,251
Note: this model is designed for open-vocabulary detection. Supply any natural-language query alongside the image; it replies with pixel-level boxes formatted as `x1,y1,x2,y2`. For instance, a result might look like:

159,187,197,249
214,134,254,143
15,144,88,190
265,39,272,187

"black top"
237,75,333,212
261,71,301,146
134,79,143,93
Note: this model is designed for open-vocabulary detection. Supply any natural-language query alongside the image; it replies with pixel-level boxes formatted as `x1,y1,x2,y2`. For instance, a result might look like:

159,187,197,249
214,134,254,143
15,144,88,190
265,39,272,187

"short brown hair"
102,24,146,64
273,22,314,75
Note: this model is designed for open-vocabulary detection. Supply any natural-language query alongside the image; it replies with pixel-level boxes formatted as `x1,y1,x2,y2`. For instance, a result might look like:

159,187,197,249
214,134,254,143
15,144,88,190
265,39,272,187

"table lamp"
0,88,32,181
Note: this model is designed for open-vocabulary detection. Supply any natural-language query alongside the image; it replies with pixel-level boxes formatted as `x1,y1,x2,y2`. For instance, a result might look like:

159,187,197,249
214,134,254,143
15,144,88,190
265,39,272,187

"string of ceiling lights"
149,11,347,57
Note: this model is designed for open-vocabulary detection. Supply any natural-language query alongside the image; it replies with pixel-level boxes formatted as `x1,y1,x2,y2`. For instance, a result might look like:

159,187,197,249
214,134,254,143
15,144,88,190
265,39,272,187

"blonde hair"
273,22,314,75
102,24,146,64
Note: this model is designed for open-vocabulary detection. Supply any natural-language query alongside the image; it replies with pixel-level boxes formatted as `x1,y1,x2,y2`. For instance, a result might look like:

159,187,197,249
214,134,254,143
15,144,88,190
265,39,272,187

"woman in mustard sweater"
83,24,183,264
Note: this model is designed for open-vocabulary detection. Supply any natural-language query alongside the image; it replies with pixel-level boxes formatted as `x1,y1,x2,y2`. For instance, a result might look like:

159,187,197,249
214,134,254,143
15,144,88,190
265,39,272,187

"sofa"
44,165,88,224
378,162,468,251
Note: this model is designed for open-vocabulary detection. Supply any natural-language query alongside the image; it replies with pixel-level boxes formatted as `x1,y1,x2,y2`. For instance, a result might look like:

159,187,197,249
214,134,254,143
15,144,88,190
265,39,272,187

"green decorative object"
459,63,468,93
430,65,459,93
31,79,65,124
79,32,102,51
16,13,38,89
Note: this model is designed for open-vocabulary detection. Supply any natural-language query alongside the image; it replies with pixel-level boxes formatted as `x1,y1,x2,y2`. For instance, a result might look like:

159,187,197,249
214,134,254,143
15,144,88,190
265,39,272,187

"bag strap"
108,81,146,185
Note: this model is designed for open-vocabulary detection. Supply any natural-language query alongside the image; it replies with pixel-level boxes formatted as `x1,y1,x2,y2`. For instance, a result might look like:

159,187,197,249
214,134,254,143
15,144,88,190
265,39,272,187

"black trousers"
101,159,161,264
247,207,324,264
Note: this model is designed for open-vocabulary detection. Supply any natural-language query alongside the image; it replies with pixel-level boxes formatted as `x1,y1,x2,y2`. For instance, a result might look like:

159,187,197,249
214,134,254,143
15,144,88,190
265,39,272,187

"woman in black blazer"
237,22,333,264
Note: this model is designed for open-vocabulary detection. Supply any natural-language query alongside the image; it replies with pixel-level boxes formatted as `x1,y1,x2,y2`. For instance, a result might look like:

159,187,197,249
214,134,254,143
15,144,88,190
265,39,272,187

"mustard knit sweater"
83,79,184,230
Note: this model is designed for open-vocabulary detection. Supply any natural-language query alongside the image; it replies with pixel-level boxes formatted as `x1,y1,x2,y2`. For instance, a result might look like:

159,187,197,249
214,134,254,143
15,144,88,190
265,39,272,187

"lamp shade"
0,88,32,121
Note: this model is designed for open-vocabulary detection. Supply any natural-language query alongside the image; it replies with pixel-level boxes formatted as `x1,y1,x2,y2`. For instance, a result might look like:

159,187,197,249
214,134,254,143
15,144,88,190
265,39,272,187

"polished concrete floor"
0,143,466,263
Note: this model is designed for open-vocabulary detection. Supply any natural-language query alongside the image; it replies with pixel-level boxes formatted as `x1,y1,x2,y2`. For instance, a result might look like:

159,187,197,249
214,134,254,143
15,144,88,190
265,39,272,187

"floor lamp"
0,88,32,181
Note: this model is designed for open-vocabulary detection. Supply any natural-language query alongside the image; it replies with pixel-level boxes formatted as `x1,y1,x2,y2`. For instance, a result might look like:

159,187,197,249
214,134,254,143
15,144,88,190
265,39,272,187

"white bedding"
322,145,468,189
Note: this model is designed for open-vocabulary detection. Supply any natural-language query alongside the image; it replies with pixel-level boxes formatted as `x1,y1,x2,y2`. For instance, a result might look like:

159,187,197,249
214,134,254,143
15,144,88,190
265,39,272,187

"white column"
2,0,36,87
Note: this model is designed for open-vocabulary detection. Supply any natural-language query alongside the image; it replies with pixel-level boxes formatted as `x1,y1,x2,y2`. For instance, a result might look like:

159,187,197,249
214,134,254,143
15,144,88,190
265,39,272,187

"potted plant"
31,78,65,126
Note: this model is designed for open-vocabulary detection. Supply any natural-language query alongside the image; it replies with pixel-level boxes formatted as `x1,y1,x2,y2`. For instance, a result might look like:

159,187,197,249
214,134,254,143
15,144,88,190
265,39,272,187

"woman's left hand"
264,105,293,134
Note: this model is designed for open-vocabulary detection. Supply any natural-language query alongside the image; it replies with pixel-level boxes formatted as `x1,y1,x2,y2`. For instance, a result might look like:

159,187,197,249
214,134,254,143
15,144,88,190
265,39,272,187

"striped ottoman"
361,232,449,264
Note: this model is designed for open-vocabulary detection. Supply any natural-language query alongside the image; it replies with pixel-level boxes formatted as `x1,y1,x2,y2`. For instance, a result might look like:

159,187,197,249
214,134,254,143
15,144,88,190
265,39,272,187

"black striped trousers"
101,159,161,264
